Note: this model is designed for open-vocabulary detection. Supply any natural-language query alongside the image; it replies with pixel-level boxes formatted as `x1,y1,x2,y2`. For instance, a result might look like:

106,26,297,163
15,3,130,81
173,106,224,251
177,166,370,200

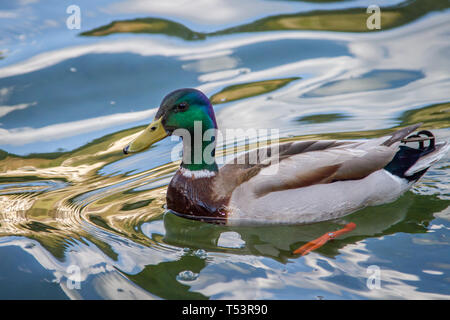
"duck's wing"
217,124,421,198
249,141,396,197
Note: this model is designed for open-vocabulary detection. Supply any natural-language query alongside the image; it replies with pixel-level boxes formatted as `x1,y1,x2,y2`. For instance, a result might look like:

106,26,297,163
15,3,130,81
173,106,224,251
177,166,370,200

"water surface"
0,0,449,299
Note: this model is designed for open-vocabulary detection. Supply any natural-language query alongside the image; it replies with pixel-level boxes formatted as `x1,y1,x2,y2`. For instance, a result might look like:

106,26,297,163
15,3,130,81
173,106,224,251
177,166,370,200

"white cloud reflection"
104,0,297,29
0,31,351,79
0,108,155,145
0,102,36,118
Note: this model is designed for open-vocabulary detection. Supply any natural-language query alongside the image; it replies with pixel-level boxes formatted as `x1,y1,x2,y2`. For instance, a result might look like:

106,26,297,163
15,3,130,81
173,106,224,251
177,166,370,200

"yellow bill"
123,117,168,154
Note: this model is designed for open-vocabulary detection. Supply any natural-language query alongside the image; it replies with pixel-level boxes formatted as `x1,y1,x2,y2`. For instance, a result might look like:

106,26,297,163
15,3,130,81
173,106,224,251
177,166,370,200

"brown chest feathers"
166,170,231,224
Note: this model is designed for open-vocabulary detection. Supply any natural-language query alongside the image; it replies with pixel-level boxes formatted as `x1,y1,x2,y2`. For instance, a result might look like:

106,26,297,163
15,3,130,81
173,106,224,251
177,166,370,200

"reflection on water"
0,0,449,299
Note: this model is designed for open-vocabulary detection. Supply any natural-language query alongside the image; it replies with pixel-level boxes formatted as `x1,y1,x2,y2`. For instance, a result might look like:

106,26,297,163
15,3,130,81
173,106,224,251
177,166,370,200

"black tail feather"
384,130,437,181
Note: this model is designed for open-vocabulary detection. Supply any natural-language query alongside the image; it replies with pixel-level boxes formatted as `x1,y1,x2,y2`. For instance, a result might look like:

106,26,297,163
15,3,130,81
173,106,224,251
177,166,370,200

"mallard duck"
123,89,448,234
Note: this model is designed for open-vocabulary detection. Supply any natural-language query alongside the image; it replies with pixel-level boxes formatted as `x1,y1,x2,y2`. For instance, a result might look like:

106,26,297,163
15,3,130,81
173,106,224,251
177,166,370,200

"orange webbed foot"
293,222,356,256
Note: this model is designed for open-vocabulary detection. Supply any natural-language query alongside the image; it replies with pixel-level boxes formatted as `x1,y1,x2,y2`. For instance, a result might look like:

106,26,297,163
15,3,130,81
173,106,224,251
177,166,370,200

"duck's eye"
176,102,189,112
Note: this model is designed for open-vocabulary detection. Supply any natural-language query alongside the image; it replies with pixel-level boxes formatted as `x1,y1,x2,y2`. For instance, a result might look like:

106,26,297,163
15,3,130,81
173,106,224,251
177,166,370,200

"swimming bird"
123,88,448,254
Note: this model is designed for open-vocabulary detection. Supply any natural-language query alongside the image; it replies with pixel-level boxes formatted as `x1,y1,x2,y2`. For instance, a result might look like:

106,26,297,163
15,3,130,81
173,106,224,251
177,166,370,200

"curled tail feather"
384,127,448,181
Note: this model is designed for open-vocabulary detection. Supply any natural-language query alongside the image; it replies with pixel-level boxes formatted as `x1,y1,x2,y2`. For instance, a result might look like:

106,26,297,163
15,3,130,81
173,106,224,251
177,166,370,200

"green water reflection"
0,0,449,299
80,0,450,37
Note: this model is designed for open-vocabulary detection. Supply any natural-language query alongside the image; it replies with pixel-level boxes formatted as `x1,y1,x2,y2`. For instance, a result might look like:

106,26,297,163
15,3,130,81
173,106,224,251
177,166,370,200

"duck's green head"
123,88,217,154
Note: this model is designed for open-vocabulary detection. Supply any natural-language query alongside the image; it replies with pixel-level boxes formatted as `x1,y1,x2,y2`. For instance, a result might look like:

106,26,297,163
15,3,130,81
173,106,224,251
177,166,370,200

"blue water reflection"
0,0,449,300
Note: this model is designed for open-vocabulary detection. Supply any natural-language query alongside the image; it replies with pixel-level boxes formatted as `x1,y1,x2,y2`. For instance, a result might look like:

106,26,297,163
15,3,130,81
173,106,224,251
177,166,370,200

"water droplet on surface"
176,270,199,282
194,249,207,259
